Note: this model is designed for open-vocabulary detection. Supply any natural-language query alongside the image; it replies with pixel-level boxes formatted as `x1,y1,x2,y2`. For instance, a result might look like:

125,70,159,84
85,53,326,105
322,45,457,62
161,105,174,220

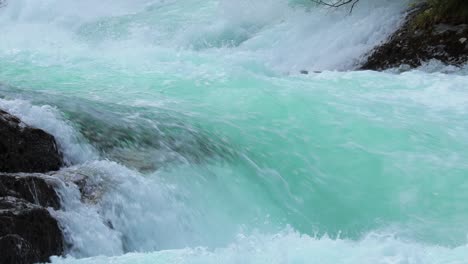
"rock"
0,197,64,263
361,5,468,71
0,235,37,264
55,171,103,204
0,111,66,263
434,23,468,35
0,173,61,209
0,110,63,173
300,70,309,74
0,175,65,263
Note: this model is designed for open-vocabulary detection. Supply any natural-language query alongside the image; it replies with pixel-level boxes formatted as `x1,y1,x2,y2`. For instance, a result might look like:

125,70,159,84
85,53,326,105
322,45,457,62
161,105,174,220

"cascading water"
1,0,468,263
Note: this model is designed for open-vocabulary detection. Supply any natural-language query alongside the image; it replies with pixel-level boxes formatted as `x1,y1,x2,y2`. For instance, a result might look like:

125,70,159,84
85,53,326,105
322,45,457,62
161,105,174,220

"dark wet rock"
0,235,37,264
0,174,65,263
0,196,63,263
0,109,63,173
0,173,61,209
361,5,468,70
300,70,309,74
0,110,65,263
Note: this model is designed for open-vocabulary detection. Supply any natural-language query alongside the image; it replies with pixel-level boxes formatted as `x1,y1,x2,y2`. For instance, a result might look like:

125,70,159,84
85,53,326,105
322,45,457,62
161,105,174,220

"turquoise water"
1,0,468,263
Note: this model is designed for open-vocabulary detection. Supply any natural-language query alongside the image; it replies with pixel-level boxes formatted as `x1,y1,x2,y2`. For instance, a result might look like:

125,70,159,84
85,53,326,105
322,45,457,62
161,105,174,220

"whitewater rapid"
1,0,468,263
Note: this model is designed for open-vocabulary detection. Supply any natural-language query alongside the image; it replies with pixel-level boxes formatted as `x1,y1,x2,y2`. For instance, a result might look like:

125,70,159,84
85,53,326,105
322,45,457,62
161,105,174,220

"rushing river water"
1,0,468,263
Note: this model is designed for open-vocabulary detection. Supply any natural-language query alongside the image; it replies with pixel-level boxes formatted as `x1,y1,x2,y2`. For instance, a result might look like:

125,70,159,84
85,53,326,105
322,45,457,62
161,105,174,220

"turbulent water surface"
1,0,468,263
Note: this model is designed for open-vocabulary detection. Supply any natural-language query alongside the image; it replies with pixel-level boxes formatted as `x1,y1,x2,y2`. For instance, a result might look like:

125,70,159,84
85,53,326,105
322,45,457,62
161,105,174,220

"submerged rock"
361,5,468,70
0,196,63,264
0,109,63,173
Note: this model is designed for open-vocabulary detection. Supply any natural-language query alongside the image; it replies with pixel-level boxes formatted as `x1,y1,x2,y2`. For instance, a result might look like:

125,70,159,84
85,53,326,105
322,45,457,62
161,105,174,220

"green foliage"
414,0,468,28
313,0,468,26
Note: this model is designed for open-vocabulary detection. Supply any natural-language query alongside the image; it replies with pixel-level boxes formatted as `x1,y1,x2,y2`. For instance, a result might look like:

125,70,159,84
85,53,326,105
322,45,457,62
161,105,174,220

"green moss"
413,0,468,29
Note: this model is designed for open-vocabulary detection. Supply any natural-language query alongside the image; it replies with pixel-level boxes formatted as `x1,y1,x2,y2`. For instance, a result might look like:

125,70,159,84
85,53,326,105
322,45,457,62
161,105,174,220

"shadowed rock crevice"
0,173,61,210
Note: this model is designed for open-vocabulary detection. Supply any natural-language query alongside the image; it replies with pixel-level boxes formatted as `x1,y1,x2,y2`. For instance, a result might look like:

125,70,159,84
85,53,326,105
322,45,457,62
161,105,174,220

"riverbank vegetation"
313,0,468,25
414,0,468,28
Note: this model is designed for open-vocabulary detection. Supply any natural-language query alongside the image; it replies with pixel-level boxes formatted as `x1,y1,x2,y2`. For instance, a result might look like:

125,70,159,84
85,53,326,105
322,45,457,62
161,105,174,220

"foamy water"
1,0,468,263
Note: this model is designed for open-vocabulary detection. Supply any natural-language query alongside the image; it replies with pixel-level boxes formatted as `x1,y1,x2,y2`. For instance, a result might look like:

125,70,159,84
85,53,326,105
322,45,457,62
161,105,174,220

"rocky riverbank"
0,110,65,264
361,4,468,70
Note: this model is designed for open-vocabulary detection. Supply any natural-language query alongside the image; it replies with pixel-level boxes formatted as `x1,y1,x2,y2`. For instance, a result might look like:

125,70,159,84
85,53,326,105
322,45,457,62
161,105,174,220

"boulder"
0,110,66,263
0,110,63,173
0,197,63,264
360,5,468,70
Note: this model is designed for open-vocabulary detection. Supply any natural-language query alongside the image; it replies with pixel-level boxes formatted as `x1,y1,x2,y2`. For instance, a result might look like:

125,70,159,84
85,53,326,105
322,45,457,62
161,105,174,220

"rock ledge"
0,109,66,263
361,5,468,70
0,109,63,173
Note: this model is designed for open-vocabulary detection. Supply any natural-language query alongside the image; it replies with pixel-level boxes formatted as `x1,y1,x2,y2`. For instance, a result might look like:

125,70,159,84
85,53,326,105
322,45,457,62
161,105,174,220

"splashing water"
1,0,468,263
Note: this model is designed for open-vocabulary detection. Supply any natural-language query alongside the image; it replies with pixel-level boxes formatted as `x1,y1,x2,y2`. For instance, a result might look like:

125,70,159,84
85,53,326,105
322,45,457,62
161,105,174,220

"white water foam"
50,230,468,264
50,160,205,257
3,0,467,263
0,0,409,73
